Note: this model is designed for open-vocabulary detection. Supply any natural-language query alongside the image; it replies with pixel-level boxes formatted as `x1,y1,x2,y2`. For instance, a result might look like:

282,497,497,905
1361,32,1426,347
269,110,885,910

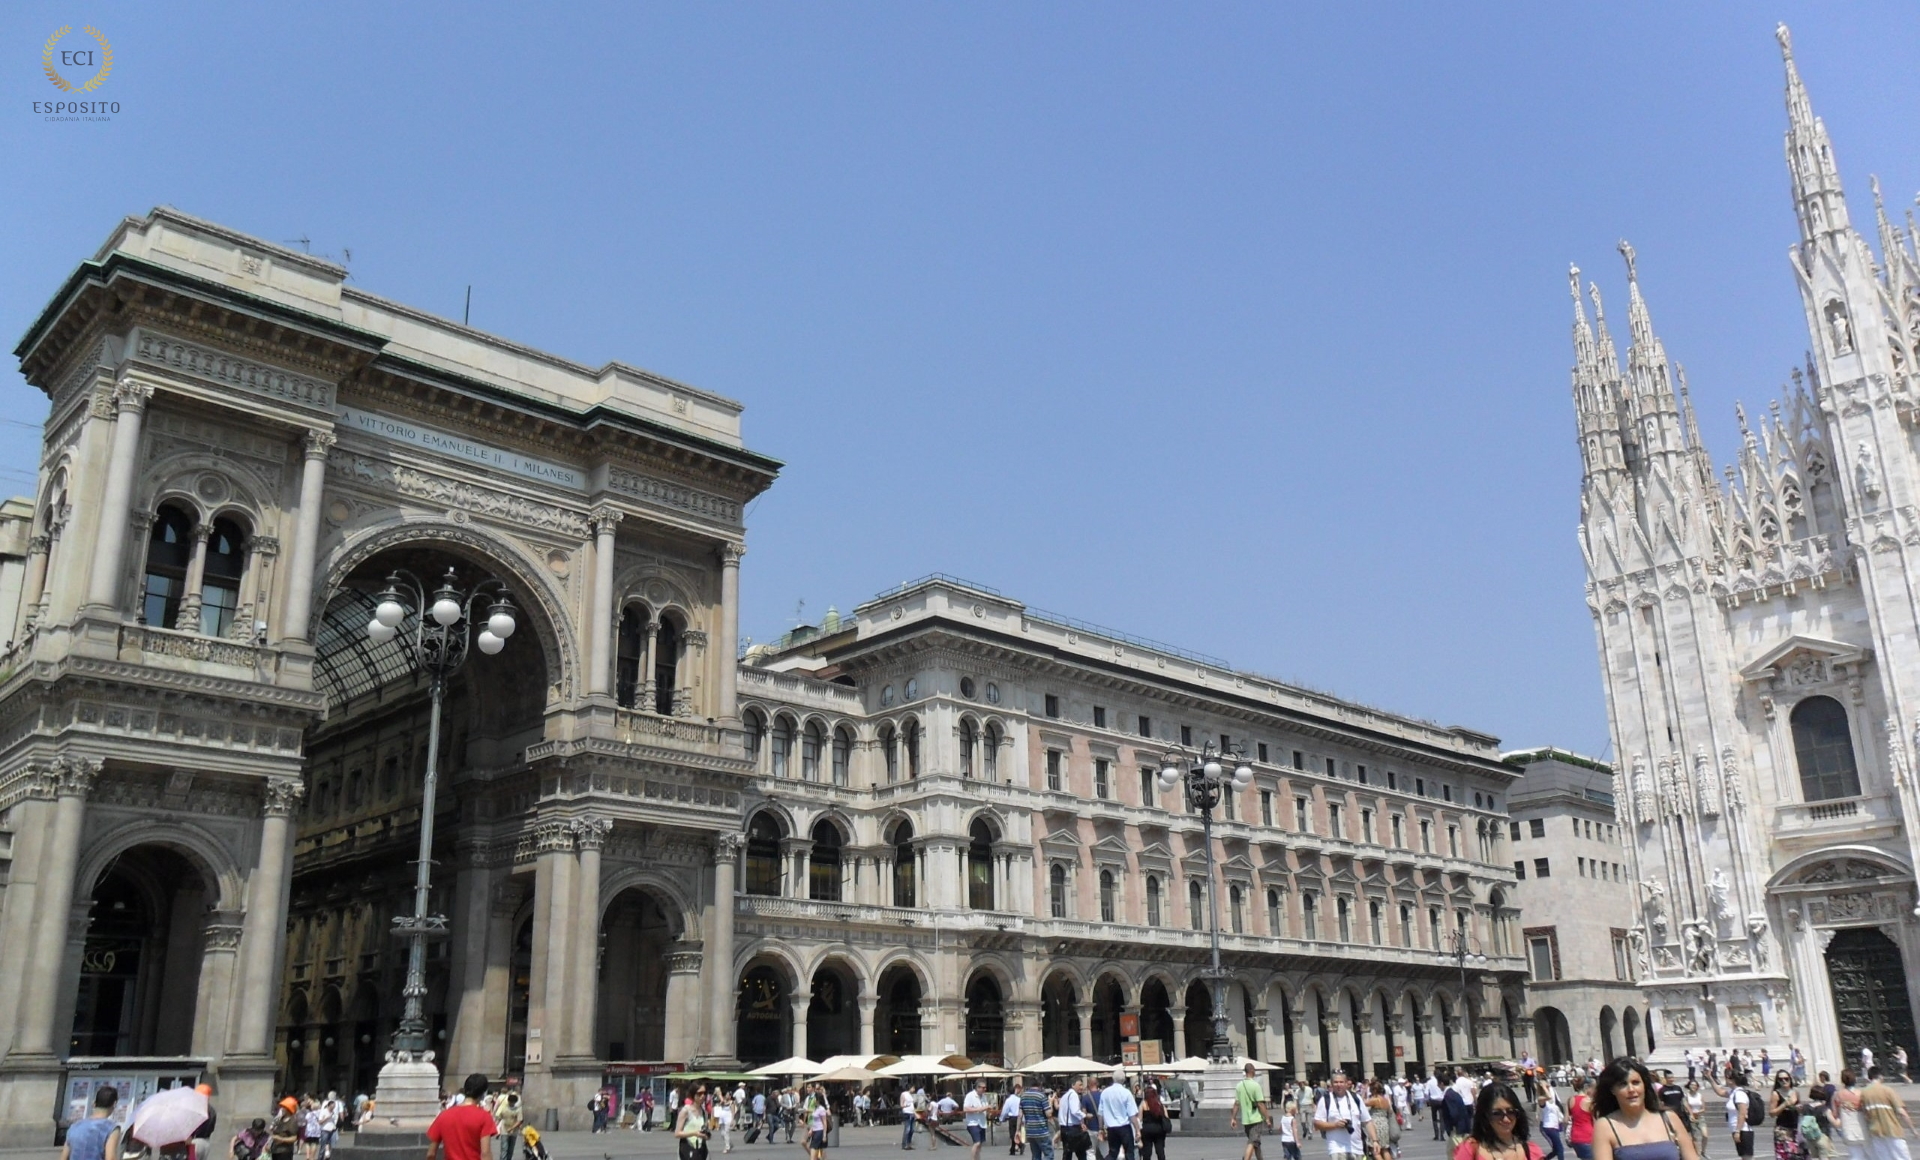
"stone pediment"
1739,635,1870,684
1135,840,1175,871
1091,834,1133,865
1039,827,1083,860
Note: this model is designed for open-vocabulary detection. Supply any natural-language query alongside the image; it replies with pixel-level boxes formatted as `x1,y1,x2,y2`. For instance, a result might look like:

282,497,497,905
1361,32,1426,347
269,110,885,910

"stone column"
1077,1002,1095,1059
717,543,742,720
789,993,811,1062
702,833,744,1064
11,758,98,1058
444,856,497,1078
664,947,706,1064
588,507,622,697
638,619,659,710
174,522,213,630
231,778,302,1056
84,383,153,611
236,535,279,643
569,818,611,1059
192,923,246,1058
13,533,49,641
279,429,335,642
858,995,878,1057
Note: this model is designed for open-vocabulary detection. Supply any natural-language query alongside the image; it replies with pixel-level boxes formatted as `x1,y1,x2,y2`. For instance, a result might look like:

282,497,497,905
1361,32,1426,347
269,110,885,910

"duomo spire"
1778,22,1851,241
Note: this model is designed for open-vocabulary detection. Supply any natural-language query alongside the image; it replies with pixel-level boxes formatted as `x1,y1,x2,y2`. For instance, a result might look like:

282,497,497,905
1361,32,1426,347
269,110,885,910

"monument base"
361,1055,445,1132
1178,1062,1259,1137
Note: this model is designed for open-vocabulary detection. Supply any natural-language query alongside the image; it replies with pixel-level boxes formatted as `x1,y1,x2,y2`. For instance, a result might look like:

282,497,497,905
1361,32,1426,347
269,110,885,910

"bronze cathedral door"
1824,928,1919,1064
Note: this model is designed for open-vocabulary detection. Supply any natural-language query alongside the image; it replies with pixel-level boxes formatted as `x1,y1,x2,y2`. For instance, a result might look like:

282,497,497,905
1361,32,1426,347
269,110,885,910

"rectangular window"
1138,715,1152,738
1508,820,1521,841
1612,931,1632,980
1357,764,1368,784
1529,934,1558,982
1415,777,1425,796
1391,815,1404,847
1258,743,1269,763
1093,706,1107,729
1361,808,1374,844
1261,790,1274,826
1221,734,1231,751
1045,694,1060,719
1571,817,1580,837
1046,749,1062,792
1140,767,1156,806
1328,803,1342,838
1295,796,1310,833
1337,897,1352,942
1181,725,1192,746
1420,819,1432,852
1326,757,1338,777
1292,750,1304,771
1387,770,1397,790
1448,825,1459,857
1429,907,1442,949
1369,900,1384,943
1094,758,1110,799
1303,894,1317,940
1442,784,1453,802
1514,860,1527,879
1534,857,1551,878
1529,818,1546,838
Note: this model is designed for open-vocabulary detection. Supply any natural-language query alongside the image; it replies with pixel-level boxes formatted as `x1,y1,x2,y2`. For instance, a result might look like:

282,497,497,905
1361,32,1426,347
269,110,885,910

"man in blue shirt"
1095,1074,1140,1160
1020,1083,1055,1160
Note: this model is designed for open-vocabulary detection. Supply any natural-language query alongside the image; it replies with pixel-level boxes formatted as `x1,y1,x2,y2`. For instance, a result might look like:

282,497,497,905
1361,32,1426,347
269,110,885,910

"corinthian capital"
572,816,613,851
715,831,747,862
114,381,154,414
56,755,102,798
303,429,338,459
263,777,306,817
719,542,745,567
591,506,625,536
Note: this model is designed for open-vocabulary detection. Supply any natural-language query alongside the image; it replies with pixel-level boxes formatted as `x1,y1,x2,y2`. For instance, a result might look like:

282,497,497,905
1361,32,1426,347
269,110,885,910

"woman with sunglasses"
1452,1081,1543,1160
1591,1059,1700,1160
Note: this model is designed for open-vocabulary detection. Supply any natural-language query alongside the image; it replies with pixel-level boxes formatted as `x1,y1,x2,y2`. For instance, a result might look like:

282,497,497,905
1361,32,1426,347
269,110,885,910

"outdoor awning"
748,1056,823,1076
1024,1056,1113,1074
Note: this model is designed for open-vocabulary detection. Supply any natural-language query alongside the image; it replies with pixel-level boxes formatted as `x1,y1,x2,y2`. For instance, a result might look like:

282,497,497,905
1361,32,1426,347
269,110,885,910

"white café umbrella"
1025,1056,1113,1074
878,1056,961,1077
750,1056,823,1076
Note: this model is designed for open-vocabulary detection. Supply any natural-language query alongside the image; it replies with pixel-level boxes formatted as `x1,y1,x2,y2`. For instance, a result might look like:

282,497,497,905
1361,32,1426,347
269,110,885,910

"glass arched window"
199,517,246,637
743,711,765,769
831,727,852,787
770,716,794,778
141,506,194,627
809,820,842,901
1050,864,1068,918
1229,885,1244,933
744,814,782,896
903,719,921,778
960,719,976,778
1267,889,1283,936
801,721,824,781
882,725,899,783
1337,897,1352,942
1100,869,1117,922
1792,695,1862,801
615,606,645,708
1188,880,1204,931
968,820,995,910
653,617,680,715
1146,876,1162,926
983,723,1000,779
1303,892,1318,940
891,822,915,907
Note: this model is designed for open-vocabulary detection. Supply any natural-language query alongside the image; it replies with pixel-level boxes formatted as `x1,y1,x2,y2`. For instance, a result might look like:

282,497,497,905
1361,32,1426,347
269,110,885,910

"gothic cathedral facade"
1573,26,1920,1072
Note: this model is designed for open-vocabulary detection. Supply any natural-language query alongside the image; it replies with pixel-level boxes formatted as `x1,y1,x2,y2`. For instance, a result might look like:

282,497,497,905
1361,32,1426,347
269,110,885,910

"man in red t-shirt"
427,1075,498,1160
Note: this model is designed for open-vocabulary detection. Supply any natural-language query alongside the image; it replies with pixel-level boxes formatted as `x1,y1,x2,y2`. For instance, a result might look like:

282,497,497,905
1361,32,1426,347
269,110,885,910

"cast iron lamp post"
1158,741,1253,1062
366,565,517,1058
1448,929,1487,1055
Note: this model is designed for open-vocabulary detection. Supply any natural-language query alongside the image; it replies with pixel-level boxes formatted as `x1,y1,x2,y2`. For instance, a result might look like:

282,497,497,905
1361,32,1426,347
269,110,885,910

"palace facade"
0,207,1526,1144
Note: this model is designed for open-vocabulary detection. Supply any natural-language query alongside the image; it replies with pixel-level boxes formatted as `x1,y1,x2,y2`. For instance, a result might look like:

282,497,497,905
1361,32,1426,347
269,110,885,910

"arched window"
1188,880,1204,931
1099,869,1117,922
1050,864,1068,918
831,727,852,787
809,820,842,901
744,814,783,896
615,606,645,708
881,725,899,783
890,822,915,908
960,719,976,778
141,506,194,627
743,710,765,769
968,820,995,910
1229,884,1244,933
770,716,794,778
1369,899,1384,944
1303,892,1319,940
903,719,921,778
199,517,246,637
1792,695,1862,801
801,721,824,782
983,724,1001,779
653,617,680,715
1267,889,1282,936
1146,876,1162,926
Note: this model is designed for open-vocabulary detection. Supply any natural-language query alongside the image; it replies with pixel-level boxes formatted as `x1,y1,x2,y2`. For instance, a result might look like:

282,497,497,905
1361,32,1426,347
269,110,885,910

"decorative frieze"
605,465,741,526
133,332,336,411
327,449,590,538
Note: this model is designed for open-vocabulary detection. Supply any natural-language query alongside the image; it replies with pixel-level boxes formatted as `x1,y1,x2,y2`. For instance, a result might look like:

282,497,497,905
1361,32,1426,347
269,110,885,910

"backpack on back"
1745,1090,1767,1128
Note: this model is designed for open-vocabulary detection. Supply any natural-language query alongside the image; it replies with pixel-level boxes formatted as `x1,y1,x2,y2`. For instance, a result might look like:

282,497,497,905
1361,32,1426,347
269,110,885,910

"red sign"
1119,1014,1140,1040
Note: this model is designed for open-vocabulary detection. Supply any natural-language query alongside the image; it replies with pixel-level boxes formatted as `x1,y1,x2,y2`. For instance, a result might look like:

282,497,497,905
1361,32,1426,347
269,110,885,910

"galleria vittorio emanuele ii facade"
0,207,1531,1144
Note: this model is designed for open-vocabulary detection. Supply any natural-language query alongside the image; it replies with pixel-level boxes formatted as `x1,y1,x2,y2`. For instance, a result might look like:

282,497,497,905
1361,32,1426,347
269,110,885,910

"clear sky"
6,3,1920,756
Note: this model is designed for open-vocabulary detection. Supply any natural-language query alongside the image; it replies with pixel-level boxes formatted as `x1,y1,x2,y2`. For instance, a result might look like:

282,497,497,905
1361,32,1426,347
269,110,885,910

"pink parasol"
130,1086,210,1148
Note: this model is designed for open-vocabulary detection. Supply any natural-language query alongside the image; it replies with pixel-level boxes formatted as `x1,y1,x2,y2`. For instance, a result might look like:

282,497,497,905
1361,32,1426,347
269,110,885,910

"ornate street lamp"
1158,741,1253,1062
365,566,516,1064
1448,929,1487,1054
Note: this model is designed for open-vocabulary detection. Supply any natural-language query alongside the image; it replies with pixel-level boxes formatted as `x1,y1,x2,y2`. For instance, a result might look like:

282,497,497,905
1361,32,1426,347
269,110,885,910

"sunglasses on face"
1489,1108,1517,1119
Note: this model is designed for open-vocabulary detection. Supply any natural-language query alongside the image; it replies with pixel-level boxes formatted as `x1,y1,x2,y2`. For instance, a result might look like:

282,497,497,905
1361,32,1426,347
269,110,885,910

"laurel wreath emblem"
42,25,113,94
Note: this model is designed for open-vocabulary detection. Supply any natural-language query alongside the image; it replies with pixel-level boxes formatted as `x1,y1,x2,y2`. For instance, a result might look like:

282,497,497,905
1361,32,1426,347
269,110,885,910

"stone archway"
876,963,924,1056
1041,972,1080,1059
1183,980,1213,1059
1533,1006,1572,1066
808,960,861,1060
69,845,216,1058
736,961,793,1067
597,888,677,1060
1090,975,1126,1063
964,973,1006,1064
1139,979,1175,1064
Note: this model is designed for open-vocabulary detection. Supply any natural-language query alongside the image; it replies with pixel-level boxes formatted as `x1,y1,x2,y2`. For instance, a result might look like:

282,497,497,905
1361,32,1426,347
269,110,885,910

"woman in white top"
1281,1102,1302,1160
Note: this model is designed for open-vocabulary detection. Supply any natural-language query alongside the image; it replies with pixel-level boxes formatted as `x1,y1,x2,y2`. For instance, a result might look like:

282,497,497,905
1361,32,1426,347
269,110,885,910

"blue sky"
6,4,1920,756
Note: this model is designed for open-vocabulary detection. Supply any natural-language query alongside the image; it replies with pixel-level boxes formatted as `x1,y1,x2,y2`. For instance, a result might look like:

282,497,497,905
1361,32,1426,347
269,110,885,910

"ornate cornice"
327,448,590,539
132,331,336,414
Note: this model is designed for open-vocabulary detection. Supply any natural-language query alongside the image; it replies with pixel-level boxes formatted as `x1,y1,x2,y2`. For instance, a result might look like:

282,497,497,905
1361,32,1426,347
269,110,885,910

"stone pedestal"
0,1057,64,1147
1177,1061,1255,1137
363,1056,444,1130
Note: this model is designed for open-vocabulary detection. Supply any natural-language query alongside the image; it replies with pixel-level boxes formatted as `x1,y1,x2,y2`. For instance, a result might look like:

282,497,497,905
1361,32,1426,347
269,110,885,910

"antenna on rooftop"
284,235,311,253
792,598,806,626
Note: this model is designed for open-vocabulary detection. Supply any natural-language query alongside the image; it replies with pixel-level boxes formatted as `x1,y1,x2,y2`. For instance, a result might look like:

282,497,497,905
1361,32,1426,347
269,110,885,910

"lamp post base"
1166,1060,1260,1137
361,1053,445,1131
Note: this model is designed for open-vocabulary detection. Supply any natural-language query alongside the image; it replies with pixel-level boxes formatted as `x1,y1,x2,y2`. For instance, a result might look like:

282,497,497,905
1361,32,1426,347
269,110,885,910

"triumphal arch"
0,209,777,1142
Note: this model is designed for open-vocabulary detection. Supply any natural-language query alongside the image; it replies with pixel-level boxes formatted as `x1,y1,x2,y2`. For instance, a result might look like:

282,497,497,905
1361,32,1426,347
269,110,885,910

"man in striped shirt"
1020,1083,1056,1160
